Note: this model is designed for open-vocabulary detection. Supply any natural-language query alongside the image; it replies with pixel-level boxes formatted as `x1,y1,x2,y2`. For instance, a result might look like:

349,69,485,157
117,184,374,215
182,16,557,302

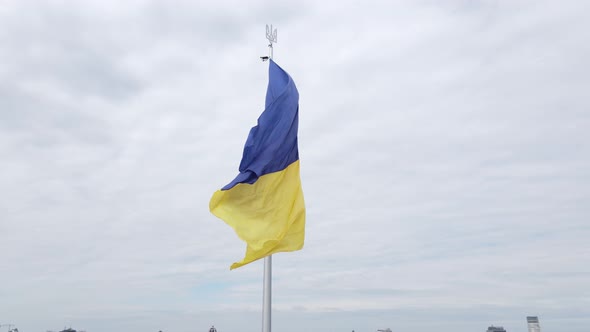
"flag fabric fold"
209,60,305,270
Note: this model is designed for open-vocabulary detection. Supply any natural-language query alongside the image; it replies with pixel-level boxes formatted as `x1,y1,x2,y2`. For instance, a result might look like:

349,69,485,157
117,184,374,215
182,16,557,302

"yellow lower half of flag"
209,160,305,269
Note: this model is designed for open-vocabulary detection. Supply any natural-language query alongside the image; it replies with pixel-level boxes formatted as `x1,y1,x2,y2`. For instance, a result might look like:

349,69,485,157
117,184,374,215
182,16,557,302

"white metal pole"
261,24,277,332
262,255,272,332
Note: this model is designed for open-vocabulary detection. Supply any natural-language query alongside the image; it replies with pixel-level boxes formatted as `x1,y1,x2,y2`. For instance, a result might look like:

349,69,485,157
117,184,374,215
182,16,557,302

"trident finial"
261,24,277,61
266,24,277,45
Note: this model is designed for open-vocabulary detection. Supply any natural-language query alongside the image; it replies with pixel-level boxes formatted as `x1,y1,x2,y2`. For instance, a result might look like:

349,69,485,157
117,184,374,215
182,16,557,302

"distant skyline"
527,316,541,332
1,1,589,332
486,326,506,332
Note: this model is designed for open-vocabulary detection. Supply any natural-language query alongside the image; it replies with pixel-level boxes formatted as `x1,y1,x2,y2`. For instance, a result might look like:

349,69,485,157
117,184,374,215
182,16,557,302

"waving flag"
209,60,305,270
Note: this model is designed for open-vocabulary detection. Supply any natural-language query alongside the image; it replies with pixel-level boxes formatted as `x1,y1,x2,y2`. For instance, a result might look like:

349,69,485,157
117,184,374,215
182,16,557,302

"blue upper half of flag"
221,60,300,191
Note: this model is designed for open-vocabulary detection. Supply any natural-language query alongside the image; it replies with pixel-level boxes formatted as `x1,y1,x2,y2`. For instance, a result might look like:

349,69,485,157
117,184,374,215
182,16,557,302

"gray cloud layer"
1,1,589,332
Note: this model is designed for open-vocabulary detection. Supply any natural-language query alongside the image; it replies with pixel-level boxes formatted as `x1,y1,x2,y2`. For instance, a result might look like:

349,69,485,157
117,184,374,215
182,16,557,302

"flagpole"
261,24,277,332
262,255,272,332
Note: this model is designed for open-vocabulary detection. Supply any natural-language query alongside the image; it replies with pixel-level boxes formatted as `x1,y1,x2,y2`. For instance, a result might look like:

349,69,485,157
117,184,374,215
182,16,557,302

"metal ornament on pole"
260,24,277,62
261,25,276,332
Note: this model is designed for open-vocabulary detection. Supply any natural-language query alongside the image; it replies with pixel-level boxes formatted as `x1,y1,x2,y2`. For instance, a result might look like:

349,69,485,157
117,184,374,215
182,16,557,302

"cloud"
0,1,589,332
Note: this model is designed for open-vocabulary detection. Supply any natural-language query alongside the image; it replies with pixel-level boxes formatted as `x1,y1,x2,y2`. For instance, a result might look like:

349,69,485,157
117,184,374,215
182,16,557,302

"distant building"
527,316,541,332
487,326,506,332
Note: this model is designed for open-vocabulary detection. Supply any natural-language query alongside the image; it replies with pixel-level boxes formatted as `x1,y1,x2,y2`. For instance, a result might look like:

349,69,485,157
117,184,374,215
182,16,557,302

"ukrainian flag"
210,60,305,270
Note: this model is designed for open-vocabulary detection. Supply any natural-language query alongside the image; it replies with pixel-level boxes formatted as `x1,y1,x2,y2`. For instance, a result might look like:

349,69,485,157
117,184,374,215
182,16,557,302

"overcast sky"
1,1,589,332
